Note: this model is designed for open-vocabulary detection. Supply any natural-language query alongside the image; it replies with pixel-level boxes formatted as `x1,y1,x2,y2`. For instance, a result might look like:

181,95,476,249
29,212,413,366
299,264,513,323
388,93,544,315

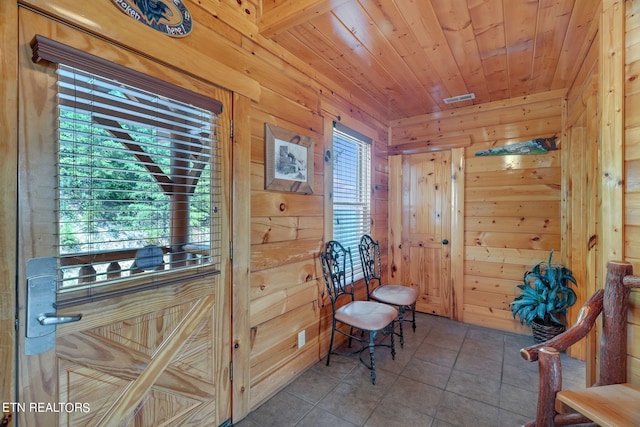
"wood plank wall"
625,0,640,387
389,91,566,335
244,43,388,413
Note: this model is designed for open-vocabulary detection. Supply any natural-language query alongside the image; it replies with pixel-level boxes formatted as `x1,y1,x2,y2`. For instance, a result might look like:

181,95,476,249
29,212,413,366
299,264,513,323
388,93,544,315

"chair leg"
369,331,377,384
390,321,396,360
327,320,336,366
411,302,417,332
397,307,405,348
348,326,354,348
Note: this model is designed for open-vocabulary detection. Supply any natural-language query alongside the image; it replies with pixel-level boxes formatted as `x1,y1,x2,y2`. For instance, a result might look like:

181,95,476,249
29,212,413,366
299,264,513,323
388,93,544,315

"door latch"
38,313,82,326
25,257,82,355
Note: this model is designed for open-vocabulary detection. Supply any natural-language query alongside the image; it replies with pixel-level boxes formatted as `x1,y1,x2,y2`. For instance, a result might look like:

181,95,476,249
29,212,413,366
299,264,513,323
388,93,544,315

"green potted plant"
511,250,578,343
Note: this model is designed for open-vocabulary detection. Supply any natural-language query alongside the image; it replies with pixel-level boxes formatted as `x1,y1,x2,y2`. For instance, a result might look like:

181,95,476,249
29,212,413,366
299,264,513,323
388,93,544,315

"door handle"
25,257,83,355
38,313,82,326
442,239,449,245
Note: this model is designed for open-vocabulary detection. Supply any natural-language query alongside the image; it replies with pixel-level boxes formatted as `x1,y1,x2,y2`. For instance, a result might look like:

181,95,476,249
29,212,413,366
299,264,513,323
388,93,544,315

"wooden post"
170,139,190,267
536,347,562,427
78,264,97,284
106,262,121,279
231,93,251,422
599,0,625,306
598,261,635,386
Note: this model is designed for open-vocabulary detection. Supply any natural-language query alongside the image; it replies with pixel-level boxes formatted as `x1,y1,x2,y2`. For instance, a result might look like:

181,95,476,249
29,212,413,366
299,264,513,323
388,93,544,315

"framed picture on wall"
264,123,314,194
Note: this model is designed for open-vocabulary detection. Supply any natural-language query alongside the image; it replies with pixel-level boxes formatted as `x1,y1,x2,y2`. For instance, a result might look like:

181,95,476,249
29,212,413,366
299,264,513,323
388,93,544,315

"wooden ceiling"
258,0,600,121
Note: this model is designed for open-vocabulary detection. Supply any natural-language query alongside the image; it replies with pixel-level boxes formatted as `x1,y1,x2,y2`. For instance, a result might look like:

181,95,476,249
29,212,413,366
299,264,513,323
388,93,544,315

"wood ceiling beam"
259,0,351,37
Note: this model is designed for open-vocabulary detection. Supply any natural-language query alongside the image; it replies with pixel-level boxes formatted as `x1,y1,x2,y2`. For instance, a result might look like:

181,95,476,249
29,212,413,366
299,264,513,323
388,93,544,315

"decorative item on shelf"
510,249,578,343
474,135,557,156
264,123,314,194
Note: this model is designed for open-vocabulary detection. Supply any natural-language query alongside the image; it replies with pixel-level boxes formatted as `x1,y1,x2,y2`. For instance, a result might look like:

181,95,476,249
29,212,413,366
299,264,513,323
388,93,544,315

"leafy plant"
511,250,577,327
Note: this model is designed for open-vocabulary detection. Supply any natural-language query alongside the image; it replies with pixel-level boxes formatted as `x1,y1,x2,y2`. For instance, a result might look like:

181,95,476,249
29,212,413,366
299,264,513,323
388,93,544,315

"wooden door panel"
407,245,449,315
55,293,217,426
401,152,451,317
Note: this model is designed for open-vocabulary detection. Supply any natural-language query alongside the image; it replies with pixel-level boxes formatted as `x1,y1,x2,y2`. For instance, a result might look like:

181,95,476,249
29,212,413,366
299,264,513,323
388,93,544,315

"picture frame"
264,123,314,194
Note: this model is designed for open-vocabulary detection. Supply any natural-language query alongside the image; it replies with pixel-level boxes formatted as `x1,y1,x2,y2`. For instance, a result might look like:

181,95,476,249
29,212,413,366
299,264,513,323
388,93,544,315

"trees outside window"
332,123,372,279
57,64,222,293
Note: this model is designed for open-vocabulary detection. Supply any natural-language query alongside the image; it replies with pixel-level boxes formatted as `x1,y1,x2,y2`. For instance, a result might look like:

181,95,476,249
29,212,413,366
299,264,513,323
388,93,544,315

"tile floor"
234,313,586,427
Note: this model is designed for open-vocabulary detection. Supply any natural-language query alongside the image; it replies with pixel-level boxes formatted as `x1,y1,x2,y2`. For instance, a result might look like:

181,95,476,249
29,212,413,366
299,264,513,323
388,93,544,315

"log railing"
520,261,640,427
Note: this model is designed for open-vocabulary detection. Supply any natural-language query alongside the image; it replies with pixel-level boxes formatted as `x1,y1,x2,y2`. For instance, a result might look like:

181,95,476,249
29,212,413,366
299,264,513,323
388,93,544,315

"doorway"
389,151,453,317
16,8,232,426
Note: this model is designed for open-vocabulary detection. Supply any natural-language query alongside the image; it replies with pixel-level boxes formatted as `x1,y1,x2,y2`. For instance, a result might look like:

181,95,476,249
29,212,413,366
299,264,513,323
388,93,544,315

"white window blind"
332,123,372,279
57,64,222,294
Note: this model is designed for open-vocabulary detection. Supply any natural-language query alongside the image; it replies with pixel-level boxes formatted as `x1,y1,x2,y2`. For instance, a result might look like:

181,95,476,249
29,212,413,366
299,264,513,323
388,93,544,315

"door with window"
391,152,451,317
17,12,231,427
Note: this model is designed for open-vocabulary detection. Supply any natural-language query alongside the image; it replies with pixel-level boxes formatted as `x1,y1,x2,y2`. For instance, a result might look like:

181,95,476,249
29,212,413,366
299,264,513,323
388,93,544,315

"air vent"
443,93,476,104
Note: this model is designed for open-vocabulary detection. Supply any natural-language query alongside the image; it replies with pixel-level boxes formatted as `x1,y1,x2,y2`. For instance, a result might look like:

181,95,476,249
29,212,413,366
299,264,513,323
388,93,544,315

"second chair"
359,234,418,347
320,240,397,384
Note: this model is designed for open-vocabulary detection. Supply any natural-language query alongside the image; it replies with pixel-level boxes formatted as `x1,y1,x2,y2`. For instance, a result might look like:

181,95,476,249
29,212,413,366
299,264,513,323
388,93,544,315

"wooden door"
16,10,231,427
398,152,452,317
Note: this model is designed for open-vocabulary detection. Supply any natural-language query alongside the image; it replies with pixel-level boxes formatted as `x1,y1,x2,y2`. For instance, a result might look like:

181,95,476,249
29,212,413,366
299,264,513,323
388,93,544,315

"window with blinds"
56,64,222,294
332,123,372,279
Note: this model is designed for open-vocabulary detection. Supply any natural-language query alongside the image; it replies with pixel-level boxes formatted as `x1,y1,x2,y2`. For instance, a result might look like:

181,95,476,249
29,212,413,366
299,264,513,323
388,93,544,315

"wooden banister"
521,261,640,426
536,347,562,425
598,261,634,386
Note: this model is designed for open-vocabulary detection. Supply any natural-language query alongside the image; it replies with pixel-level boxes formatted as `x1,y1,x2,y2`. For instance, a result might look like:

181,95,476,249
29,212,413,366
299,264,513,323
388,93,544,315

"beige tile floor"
234,312,586,427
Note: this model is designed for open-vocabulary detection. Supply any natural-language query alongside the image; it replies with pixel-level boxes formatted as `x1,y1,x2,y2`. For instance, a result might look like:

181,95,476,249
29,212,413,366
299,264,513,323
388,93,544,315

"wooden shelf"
556,383,640,427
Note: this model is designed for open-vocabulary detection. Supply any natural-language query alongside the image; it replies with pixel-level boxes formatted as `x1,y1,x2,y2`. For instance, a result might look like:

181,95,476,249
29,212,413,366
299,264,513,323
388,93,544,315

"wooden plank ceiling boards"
259,0,598,121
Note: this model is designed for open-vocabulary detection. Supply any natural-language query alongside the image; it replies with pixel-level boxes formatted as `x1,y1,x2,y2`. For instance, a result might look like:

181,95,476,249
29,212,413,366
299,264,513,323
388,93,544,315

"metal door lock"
25,257,82,355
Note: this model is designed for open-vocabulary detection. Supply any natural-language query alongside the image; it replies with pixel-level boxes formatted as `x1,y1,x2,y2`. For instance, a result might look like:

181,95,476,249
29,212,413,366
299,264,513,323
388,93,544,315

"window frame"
30,35,226,305
331,122,373,281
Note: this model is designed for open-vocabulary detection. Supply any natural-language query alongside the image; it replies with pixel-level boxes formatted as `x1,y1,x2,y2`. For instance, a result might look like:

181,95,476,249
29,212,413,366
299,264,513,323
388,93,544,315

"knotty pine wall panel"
390,93,563,333
247,90,324,399
243,26,388,415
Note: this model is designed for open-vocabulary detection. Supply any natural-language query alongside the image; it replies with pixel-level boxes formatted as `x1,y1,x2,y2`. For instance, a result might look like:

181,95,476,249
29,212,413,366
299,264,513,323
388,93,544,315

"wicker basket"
531,320,565,344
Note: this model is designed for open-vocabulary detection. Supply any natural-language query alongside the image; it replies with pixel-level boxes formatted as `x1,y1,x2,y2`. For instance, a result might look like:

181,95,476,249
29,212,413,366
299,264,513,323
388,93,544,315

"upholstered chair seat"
370,285,418,307
335,300,398,332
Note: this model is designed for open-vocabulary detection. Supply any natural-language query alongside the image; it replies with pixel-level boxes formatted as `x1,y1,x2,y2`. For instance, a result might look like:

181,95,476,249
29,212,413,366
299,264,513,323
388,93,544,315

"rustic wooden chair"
519,261,640,427
320,240,398,384
358,234,418,347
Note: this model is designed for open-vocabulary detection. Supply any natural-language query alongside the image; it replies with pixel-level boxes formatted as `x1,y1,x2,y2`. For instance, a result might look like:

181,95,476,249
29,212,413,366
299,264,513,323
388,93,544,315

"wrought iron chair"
320,240,397,384
359,234,418,347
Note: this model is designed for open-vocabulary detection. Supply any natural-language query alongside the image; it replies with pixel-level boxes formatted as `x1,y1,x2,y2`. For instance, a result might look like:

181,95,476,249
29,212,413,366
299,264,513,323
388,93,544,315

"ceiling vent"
443,93,476,104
